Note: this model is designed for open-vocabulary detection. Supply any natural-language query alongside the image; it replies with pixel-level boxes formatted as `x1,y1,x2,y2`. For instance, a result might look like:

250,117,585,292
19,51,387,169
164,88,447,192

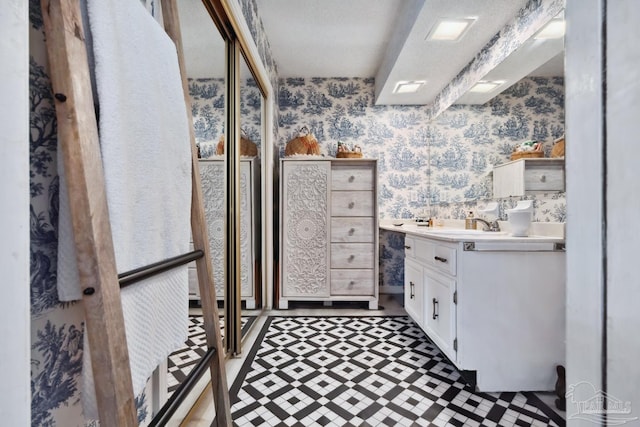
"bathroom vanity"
385,224,565,392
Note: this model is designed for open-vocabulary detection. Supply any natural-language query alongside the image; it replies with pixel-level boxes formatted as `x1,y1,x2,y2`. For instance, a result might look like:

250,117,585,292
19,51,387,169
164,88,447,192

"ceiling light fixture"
393,80,425,94
427,18,477,41
534,19,566,39
469,80,504,93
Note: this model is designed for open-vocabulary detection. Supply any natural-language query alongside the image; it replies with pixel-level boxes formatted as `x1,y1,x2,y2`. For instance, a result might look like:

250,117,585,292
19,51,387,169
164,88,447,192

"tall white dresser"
279,158,378,309
191,157,260,308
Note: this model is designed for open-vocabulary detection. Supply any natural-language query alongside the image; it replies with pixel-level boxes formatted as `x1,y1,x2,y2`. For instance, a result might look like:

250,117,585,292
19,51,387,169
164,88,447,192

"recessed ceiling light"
427,18,477,41
393,80,425,94
469,81,504,93
534,19,566,39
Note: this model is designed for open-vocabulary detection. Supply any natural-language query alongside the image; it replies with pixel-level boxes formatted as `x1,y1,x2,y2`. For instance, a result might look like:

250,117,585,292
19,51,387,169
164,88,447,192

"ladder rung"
118,250,204,289
148,347,217,427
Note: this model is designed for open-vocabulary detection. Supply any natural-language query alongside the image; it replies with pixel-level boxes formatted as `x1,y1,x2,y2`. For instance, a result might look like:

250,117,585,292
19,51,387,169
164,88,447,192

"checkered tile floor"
229,316,564,426
167,315,255,394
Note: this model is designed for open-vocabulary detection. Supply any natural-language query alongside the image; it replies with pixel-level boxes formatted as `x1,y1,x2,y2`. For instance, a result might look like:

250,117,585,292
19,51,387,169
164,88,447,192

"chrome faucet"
473,218,501,232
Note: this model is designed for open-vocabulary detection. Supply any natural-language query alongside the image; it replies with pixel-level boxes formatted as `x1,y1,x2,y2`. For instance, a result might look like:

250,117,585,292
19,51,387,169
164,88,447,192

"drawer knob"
540,175,547,182
349,175,355,182
349,280,356,286
348,202,355,209
434,256,447,263
348,255,355,261
348,228,355,235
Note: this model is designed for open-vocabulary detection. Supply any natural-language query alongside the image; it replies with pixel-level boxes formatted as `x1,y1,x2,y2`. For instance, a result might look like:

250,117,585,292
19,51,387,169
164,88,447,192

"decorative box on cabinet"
492,158,564,198
279,158,378,309
190,157,260,309
403,235,565,392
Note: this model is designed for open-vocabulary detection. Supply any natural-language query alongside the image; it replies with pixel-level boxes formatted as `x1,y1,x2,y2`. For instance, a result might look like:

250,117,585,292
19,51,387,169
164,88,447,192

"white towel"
56,0,192,419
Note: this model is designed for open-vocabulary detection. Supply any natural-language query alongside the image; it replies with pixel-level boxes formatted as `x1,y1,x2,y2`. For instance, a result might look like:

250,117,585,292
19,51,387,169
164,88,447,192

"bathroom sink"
422,228,508,237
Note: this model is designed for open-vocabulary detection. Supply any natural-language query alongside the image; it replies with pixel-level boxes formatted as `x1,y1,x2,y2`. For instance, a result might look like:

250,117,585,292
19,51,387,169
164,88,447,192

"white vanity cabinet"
403,234,565,392
191,158,259,308
280,158,378,309
493,158,564,198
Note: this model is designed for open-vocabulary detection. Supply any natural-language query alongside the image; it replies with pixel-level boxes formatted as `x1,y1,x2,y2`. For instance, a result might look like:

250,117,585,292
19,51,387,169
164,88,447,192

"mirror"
168,0,266,400
425,11,565,220
165,0,228,402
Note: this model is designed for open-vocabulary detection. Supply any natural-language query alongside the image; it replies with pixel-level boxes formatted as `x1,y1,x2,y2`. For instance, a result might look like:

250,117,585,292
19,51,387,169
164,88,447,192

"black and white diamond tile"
167,315,255,395
230,316,564,427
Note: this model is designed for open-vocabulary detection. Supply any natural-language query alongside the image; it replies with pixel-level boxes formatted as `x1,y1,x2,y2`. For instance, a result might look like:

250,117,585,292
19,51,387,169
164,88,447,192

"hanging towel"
56,0,192,419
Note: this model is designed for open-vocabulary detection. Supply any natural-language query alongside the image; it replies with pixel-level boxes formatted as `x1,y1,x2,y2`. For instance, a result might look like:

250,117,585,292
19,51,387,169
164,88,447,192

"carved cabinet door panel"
282,160,330,298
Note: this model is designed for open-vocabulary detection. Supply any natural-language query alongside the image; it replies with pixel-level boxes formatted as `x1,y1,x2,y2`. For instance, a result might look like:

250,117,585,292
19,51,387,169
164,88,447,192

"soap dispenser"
465,211,476,229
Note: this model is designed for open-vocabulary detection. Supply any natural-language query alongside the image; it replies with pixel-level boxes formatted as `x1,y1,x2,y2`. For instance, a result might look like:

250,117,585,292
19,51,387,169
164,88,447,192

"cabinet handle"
348,202,355,209
348,228,355,235
434,256,448,263
348,255,355,261
349,280,355,286
349,175,355,182
540,175,547,182
404,245,411,249
409,281,415,299
432,298,439,320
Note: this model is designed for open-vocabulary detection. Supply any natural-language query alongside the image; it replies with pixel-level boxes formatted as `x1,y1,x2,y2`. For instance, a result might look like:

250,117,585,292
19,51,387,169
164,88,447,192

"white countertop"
379,221,565,244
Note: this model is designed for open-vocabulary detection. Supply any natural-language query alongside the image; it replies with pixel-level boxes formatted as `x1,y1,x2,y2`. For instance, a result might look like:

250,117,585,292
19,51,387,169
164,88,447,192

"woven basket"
511,151,544,161
285,127,320,156
336,151,363,158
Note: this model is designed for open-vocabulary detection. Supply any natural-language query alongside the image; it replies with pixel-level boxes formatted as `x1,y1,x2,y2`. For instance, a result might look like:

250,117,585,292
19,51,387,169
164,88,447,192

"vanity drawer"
330,243,375,269
404,236,416,259
331,165,374,191
331,269,375,295
432,244,457,276
331,218,374,242
331,191,374,216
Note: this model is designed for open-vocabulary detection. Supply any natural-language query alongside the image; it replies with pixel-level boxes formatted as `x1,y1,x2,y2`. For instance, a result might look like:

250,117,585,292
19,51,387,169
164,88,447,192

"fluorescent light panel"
393,80,425,94
427,18,476,41
469,81,504,93
534,19,566,39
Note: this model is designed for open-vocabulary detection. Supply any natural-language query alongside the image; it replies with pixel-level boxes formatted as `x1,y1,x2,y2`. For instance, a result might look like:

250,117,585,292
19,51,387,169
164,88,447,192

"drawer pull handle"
404,245,411,250
348,228,355,235
432,298,439,320
409,281,415,299
349,175,355,182
349,280,356,286
348,255,355,261
348,202,355,209
540,175,546,182
434,256,448,263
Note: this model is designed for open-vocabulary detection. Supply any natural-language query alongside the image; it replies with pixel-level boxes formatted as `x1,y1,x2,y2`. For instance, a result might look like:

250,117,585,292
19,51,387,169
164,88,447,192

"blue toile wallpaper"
188,77,263,158
29,1,151,424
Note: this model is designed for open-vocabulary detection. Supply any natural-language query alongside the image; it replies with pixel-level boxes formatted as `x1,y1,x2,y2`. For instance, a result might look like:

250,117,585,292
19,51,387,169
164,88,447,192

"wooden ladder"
40,0,231,425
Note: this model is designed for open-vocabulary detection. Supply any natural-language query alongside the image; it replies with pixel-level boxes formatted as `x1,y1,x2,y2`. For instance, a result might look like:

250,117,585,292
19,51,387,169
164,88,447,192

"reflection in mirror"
165,0,226,400
426,11,565,225
237,52,263,342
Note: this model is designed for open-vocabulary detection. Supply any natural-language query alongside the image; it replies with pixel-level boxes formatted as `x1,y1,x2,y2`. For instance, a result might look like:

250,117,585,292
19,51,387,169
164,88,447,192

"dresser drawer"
330,243,375,269
331,269,375,295
331,191,374,216
331,217,374,242
332,165,374,191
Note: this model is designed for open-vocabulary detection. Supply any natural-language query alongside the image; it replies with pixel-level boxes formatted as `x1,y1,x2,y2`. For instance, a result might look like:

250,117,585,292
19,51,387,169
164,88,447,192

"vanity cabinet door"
424,268,457,361
404,258,424,327
281,161,331,298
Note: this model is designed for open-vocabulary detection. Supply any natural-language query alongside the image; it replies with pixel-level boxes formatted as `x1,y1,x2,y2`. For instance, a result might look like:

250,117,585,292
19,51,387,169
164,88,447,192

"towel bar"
118,250,204,288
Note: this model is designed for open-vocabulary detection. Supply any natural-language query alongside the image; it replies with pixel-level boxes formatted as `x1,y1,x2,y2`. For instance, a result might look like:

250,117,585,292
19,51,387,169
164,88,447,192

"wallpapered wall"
188,77,263,158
